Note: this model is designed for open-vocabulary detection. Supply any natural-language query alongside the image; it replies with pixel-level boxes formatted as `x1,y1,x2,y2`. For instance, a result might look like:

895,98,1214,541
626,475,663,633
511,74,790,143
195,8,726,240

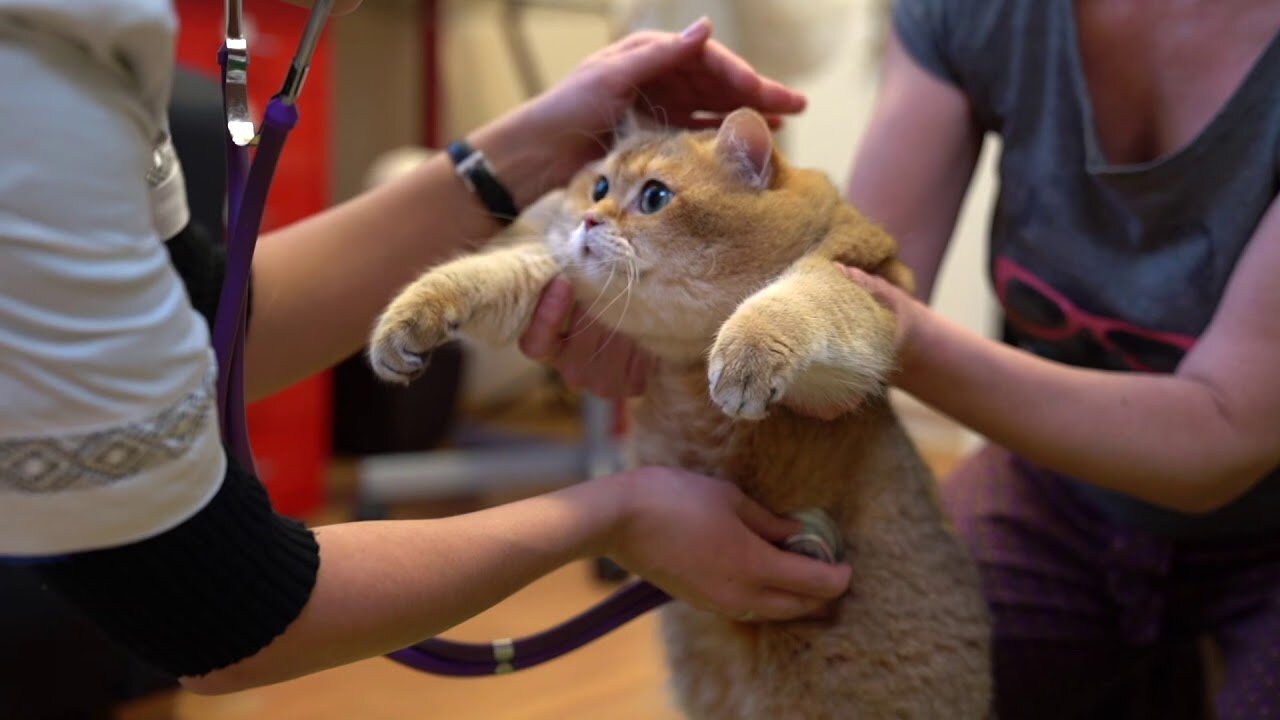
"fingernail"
680,16,710,40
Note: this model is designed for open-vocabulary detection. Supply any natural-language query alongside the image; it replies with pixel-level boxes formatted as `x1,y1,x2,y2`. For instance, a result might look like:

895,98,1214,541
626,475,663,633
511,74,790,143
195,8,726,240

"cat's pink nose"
582,213,603,231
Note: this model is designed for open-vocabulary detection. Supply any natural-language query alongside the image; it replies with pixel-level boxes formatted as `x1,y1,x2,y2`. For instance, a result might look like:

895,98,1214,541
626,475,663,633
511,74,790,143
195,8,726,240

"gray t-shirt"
894,0,1280,538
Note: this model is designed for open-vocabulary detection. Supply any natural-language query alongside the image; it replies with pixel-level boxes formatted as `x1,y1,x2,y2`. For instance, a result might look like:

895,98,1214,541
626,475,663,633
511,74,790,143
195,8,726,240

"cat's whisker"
627,84,671,134
577,261,619,321
586,255,638,363
553,127,611,158
493,231,546,245
561,256,634,341
556,258,608,271
572,254,634,334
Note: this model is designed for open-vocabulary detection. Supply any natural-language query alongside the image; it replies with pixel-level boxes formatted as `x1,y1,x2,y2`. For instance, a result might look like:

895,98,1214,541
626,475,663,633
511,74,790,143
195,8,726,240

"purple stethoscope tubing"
386,580,671,676
212,84,295,474
210,0,669,678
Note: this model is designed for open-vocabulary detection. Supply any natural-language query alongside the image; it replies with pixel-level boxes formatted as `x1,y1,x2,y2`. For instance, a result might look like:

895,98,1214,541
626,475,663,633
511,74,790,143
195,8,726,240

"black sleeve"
31,452,320,678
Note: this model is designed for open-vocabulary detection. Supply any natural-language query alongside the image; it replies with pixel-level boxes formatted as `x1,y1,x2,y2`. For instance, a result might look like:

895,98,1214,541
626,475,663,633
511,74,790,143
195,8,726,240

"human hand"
519,277,653,399
781,264,925,421
477,18,806,207
605,467,851,621
835,264,923,358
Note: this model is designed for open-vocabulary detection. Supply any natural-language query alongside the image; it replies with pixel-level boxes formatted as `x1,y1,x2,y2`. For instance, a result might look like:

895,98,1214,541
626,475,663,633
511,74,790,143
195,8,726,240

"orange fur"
369,109,991,718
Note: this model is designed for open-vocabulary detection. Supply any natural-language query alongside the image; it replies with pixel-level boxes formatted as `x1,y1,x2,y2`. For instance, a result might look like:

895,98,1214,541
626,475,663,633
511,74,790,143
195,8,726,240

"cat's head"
545,108,852,359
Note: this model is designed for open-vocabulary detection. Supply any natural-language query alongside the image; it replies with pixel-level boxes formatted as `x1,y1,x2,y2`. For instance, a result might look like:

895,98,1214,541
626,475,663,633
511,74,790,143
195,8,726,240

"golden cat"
368,109,991,719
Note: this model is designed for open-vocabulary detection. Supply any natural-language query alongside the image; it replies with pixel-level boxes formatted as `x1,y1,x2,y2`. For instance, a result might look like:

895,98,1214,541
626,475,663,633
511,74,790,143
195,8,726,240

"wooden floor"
118,390,969,720
123,562,682,720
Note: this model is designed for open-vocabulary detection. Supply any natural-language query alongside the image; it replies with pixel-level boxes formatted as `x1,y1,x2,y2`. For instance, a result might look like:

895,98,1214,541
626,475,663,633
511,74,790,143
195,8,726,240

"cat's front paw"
368,291,468,385
707,335,797,421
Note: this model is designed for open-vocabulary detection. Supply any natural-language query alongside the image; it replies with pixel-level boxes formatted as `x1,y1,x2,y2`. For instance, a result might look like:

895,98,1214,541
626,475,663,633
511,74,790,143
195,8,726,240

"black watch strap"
446,139,519,226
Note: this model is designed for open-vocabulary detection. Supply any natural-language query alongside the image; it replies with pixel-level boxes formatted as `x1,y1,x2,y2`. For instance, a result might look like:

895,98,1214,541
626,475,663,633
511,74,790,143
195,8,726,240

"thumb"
836,263,898,312
735,494,803,543
836,263,873,287
519,277,574,361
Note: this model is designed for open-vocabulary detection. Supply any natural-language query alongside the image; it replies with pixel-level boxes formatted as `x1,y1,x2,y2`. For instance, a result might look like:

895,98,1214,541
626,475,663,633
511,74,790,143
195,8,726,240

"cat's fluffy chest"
629,364,903,518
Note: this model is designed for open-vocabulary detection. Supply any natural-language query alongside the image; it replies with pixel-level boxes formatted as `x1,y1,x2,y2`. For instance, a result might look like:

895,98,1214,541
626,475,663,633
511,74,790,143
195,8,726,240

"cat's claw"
707,343,793,421
368,325,434,385
368,308,461,385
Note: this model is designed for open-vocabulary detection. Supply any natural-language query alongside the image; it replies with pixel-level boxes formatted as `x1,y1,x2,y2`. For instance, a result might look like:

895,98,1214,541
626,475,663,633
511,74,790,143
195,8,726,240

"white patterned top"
0,1,226,555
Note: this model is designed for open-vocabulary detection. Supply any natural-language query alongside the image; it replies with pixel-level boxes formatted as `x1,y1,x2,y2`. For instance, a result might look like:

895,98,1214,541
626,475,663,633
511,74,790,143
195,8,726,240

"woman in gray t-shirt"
838,0,1280,717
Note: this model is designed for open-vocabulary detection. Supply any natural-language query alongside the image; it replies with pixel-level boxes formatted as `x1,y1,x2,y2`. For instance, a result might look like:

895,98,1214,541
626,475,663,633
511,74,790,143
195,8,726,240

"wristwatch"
446,139,519,226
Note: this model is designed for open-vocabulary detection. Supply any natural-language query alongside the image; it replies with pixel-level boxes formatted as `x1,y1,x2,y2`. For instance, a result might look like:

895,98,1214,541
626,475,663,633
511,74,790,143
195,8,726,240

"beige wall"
331,0,424,201
439,0,611,138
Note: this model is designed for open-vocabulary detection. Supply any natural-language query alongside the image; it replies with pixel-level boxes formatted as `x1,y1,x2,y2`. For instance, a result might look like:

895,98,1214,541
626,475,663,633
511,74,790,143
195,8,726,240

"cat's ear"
714,108,774,189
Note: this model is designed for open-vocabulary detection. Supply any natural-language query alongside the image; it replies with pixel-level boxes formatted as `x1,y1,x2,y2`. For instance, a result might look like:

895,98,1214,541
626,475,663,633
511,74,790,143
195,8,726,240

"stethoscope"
211,0,839,677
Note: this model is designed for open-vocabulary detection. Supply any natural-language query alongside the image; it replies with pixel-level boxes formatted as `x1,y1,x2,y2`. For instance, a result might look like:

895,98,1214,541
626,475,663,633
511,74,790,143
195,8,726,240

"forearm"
244,109,553,399
183,473,626,693
844,32,981,302
899,312,1268,512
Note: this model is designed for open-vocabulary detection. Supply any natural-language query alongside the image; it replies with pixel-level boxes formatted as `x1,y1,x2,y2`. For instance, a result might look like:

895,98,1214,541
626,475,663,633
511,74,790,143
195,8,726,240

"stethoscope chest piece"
784,508,845,565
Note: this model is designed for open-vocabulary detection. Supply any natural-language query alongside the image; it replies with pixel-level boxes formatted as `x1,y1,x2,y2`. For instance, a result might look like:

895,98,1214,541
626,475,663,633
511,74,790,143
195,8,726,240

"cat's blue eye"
638,180,673,214
591,176,609,202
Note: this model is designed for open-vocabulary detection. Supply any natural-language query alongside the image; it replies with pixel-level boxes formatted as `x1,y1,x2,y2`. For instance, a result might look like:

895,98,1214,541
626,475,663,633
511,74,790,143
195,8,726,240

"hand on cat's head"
512,18,805,200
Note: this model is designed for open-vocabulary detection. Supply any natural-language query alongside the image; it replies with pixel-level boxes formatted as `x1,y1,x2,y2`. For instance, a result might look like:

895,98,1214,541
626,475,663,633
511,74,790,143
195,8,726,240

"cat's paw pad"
368,301,465,385
707,339,795,421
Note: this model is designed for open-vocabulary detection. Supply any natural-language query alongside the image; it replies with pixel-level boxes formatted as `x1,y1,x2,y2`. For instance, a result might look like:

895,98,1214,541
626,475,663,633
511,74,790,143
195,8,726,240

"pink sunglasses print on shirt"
993,256,1196,373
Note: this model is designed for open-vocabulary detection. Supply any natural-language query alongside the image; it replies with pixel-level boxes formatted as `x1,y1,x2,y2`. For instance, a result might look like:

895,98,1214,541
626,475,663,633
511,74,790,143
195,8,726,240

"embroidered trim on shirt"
0,367,216,493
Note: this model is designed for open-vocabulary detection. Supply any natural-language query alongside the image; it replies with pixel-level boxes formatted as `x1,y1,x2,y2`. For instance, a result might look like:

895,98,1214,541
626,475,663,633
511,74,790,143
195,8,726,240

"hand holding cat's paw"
368,295,467,385
707,335,798,421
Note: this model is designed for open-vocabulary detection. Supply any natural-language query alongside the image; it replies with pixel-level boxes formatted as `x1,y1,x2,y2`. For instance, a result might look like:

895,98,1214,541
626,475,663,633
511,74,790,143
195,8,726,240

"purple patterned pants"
941,446,1280,720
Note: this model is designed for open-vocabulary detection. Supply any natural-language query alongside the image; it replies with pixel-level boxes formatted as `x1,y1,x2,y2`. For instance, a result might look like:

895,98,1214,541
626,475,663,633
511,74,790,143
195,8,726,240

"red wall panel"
174,0,333,517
